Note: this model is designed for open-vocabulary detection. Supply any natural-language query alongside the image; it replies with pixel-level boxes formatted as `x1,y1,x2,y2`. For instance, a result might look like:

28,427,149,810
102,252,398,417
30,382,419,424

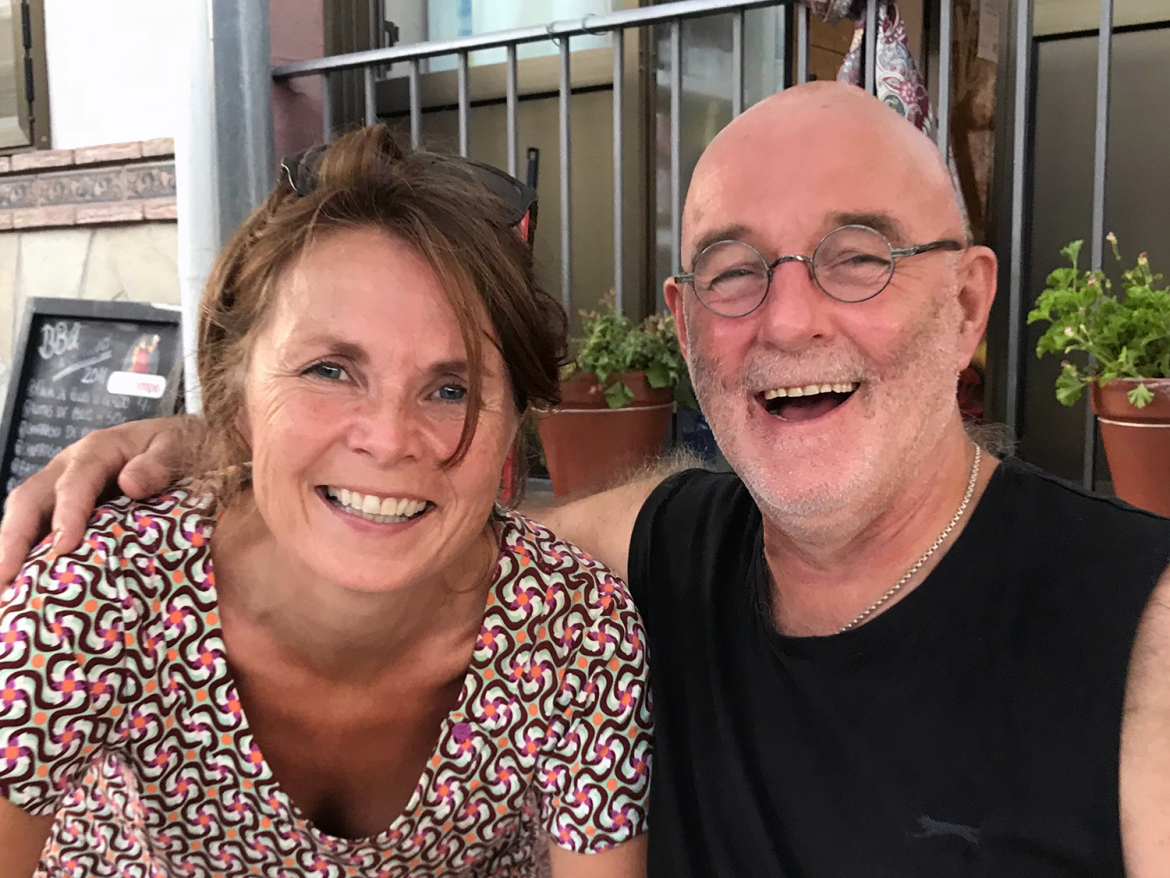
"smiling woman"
0,126,651,878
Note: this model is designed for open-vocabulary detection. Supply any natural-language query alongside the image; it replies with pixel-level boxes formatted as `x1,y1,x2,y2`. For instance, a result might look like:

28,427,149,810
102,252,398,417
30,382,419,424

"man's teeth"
324,487,429,523
763,382,858,400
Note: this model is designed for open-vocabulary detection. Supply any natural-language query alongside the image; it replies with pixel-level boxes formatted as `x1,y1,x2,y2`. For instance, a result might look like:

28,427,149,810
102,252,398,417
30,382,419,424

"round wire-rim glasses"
673,224,966,317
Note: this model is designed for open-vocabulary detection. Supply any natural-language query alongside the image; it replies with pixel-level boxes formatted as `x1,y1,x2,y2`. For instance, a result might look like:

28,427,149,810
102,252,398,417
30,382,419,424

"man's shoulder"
998,456,1170,555
644,467,752,519
989,457,1170,639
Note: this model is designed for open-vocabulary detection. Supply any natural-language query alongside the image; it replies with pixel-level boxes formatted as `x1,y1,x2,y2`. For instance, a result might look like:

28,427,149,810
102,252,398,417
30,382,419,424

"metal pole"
1084,0,1113,490
321,72,333,143
938,0,952,155
559,36,572,311
363,65,377,125
732,11,744,116
179,0,274,414
408,59,421,148
506,43,519,177
670,19,682,274
211,0,274,241
865,0,878,95
457,50,469,157
776,3,787,90
1005,0,1033,438
613,28,625,310
796,4,809,85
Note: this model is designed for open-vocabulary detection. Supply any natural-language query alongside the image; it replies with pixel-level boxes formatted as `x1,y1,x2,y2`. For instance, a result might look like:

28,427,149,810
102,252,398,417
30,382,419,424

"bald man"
3,83,1169,877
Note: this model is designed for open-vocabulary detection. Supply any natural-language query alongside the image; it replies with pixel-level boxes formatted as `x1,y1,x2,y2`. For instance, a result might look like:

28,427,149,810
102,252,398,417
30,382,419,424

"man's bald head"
681,81,966,269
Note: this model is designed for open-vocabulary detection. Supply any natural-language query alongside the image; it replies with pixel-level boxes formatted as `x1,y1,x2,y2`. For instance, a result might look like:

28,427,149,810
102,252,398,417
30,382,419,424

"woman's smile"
318,484,434,526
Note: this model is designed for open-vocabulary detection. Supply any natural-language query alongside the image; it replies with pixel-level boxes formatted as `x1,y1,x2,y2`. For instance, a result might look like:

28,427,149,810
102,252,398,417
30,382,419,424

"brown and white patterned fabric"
0,490,651,877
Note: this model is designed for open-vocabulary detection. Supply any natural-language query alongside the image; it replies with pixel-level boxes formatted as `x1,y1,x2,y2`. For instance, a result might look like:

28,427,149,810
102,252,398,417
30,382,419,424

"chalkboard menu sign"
0,298,183,500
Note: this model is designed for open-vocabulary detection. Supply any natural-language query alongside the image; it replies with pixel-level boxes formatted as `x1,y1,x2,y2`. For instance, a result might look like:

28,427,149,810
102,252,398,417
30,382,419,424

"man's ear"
664,277,690,361
956,245,997,368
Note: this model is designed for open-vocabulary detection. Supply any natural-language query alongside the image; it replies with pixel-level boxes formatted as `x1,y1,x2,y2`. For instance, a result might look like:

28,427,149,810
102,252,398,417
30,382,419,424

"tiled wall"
0,139,179,400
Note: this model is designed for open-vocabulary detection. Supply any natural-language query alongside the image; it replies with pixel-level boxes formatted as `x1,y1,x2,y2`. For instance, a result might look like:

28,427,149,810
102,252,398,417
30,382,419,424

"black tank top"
627,456,1170,878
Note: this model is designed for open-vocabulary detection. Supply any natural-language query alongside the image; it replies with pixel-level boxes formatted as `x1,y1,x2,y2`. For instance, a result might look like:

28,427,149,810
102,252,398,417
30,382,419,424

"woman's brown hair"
193,124,567,502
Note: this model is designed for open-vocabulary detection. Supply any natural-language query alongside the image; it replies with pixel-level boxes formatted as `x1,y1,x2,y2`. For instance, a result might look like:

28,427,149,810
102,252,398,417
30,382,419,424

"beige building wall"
0,222,178,399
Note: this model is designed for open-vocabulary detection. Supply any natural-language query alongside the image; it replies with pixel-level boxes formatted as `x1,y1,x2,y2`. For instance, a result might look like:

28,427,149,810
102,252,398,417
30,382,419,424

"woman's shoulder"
494,510,638,626
66,487,216,566
7,487,216,609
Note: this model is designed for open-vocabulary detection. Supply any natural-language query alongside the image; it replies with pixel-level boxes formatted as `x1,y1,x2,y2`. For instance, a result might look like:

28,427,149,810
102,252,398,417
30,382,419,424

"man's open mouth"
318,486,434,525
758,382,859,422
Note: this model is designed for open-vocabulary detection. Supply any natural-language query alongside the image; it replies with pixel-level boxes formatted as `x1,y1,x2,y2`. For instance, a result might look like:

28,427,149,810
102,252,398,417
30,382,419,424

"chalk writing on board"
2,309,180,497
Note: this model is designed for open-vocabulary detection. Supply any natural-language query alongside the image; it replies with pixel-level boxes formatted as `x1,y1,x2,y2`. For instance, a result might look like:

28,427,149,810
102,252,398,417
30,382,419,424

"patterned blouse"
0,490,652,877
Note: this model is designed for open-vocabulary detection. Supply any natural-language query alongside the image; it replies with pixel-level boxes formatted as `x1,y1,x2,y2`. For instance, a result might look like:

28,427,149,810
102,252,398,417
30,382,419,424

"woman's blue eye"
436,384,467,402
307,362,348,381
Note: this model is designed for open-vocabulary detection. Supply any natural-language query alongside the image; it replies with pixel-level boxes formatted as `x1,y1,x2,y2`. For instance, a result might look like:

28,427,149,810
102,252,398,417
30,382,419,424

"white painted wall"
43,0,183,149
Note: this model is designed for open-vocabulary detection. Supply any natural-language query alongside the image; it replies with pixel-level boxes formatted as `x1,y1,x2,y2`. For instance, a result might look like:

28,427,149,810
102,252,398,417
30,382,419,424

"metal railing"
271,0,942,317
269,0,1136,490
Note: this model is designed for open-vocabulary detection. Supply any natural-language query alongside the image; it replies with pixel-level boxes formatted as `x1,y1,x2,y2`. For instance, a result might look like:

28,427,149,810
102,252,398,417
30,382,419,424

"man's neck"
761,428,995,637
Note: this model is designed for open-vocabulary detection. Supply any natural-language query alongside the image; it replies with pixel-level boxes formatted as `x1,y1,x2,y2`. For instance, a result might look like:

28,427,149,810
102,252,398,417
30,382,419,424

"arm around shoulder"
1120,564,1170,876
521,450,700,581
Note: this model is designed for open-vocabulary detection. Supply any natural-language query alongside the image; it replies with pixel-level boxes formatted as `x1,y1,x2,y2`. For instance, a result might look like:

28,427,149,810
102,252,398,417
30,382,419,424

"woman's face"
240,226,517,593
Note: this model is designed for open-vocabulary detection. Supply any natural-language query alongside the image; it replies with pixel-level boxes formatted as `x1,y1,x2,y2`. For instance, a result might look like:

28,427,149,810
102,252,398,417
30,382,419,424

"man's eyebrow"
828,211,909,243
685,224,752,269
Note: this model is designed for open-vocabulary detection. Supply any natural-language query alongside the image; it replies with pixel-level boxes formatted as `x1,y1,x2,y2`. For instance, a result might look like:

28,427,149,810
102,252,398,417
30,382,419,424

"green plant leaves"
573,291,688,409
1055,363,1085,406
1128,382,1155,408
604,380,634,409
1031,236,1170,408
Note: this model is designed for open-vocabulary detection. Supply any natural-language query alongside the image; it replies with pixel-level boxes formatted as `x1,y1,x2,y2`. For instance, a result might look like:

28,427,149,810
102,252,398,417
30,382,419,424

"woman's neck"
208,495,499,680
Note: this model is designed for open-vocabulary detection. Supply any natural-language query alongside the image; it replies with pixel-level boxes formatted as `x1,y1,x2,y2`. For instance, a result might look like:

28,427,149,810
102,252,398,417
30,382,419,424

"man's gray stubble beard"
683,287,967,532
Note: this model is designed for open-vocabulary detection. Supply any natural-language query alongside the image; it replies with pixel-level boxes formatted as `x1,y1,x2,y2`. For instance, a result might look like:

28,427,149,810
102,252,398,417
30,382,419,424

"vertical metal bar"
865,0,878,95
457,50,470,157
776,4,787,90
559,36,572,311
1005,0,1033,438
796,4,809,85
1090,0,1113,270
363,65,376,126
731,11,744,116
670,19,682,274
506,43,519,177
1084,0,1113,490
321,72,333,142
408,58,421,148
938,0,952,156
613,28,625,310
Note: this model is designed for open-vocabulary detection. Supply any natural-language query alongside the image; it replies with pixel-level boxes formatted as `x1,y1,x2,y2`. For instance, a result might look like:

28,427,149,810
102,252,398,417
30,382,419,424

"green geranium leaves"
1028,235,1169,409
570,292,688,409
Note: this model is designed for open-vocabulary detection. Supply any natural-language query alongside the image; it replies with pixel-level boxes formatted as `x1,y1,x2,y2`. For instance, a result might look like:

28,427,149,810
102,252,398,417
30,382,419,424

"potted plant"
1027,234,1170,515
537,293,688,495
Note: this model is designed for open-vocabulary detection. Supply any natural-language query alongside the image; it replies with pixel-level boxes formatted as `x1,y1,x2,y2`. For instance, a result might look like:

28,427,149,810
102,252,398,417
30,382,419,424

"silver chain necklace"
838,445,982,633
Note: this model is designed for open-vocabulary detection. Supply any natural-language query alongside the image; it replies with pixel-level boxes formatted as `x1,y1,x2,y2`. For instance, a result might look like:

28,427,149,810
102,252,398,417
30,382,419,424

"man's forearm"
519,449,703,579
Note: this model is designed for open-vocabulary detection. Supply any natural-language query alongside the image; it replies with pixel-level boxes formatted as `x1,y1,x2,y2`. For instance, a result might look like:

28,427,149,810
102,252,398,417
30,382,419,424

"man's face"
666,115,975,525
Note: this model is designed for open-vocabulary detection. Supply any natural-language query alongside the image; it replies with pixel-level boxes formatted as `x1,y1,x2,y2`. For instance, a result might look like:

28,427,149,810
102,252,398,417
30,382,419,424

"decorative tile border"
0,138,176,231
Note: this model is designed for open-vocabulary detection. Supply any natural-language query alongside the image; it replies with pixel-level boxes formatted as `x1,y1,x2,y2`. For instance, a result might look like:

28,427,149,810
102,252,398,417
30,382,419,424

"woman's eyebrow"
428,359,471,376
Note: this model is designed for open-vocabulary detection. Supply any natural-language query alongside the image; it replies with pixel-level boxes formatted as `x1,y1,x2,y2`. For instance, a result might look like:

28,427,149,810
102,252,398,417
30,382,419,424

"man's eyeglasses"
673,224,965,318
279,146,539,246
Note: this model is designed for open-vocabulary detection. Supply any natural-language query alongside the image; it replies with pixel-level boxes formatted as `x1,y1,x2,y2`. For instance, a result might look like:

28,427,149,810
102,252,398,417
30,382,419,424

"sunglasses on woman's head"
279,147,539,246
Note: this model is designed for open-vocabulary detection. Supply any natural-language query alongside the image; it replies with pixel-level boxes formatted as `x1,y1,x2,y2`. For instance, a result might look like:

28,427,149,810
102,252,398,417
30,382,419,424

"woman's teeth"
324,487,430,524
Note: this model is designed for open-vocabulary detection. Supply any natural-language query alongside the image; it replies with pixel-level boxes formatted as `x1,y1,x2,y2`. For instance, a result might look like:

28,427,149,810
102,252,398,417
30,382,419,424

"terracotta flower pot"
1090,378,1170,516
537,372,674,496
